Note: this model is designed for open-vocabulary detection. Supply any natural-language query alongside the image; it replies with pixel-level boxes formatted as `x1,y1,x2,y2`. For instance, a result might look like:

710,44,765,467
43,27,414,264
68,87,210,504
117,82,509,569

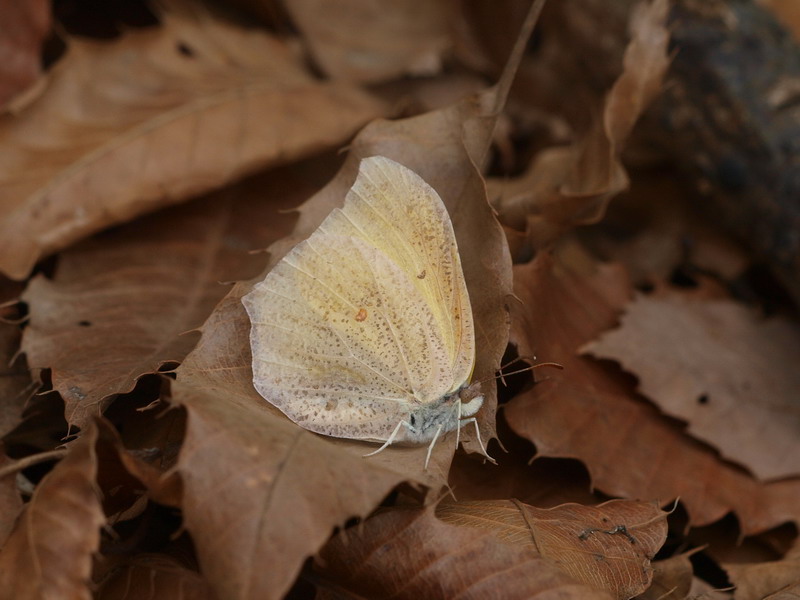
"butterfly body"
243,156,487,461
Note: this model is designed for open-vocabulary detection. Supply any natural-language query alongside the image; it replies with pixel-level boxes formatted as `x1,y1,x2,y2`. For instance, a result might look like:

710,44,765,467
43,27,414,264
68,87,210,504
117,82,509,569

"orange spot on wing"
355,308,368,322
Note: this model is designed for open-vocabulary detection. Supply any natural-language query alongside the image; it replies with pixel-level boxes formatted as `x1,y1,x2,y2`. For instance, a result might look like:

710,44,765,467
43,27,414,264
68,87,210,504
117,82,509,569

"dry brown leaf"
0,451,23,548
315,505,614,599
20,162,316,430
94,416,182,519
725,540,800,600
284,0,451,82
504,247,800,534
96,554,217,600
636,552,696,600
583,293,800,480
689,578,734,600
490,0,669,248
0,321,33,438
0,426,104,599
0,0,50,110
436,499,667,599
0,4,385,280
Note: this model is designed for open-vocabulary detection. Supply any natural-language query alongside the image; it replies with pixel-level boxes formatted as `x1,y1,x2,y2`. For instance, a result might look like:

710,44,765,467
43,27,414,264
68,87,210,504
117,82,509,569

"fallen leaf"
0,451,23,547
0,321,33,438
490,0,670,248
436,499,667,599
20,161,316,430
284,0,451,82
583,292,800,480
636,552,696,600
315,505,614,599
96,404,184,509
0,425,104,600
0,3,385,280
96,553,217,600
0,0,50,110
725,540,800,600
504,247,800,533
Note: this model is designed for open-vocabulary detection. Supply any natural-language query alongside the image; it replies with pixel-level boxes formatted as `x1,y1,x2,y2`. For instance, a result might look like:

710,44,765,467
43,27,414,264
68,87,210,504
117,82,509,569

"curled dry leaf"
94,416,182,517
583,293,800,481
0,3,385,280
504,248,800,534
284,0,451,83
96,554,217,600
436,499,667,599
315,506,614,600
0,425,104,600
0,0,50,110
490,0,670,248
20,164,311,430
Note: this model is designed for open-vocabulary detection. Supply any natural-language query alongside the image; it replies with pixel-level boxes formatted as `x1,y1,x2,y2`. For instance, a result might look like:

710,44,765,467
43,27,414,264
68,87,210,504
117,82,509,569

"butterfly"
242,156,488,468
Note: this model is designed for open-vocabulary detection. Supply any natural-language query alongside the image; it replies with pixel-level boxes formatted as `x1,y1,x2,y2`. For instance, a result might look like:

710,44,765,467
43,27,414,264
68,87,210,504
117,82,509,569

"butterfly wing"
243,156,476,442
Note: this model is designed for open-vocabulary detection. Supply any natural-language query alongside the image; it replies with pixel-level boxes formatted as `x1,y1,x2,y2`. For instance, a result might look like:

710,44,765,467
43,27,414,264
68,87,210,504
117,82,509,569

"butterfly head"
403,384,484,444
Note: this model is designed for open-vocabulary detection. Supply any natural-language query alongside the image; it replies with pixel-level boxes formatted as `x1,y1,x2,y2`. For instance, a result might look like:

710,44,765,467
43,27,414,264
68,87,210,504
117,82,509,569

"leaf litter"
1,0,799,598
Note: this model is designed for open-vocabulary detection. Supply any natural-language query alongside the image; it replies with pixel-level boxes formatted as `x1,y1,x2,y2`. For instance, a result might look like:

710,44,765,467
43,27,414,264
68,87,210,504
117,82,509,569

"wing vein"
282,256,360,312
328,326,413,396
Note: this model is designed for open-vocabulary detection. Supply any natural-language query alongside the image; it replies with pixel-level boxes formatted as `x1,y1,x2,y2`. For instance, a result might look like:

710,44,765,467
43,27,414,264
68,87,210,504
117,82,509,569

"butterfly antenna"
364,420,407,458
498,354,536,370
425,425,444,470
474,361,563,387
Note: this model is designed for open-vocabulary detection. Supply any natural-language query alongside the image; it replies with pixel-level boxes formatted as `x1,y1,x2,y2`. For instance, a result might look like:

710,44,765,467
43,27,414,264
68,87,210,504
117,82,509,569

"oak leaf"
490,0,670,248
583,292,800,480
0,4,384,279
504,248,800,534
20,164,314,429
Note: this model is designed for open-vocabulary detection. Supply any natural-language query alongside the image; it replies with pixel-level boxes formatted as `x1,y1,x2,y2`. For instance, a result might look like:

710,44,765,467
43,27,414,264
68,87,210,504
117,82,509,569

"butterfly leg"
363,419,410,458
458,418,495,464
454,400,463,452
425,424,444,470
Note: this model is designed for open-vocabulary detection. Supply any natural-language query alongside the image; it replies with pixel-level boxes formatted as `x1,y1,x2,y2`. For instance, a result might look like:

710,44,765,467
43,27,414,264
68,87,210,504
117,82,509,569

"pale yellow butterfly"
242,156,487,468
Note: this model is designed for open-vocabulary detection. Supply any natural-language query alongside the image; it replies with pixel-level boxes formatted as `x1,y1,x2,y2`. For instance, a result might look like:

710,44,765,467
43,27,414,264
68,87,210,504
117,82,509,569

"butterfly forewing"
323,156,475,395
243,156,476,442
